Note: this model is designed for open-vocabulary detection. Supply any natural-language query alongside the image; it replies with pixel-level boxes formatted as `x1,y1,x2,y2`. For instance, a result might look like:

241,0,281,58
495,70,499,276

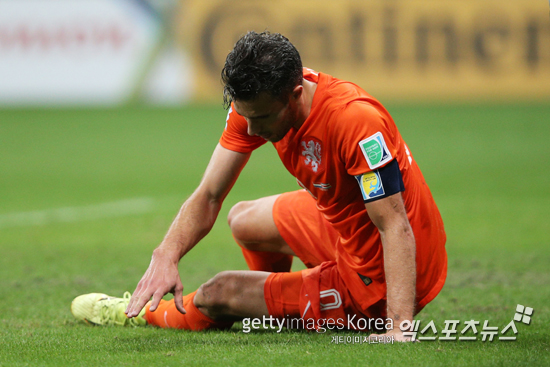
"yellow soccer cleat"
71,291,147,326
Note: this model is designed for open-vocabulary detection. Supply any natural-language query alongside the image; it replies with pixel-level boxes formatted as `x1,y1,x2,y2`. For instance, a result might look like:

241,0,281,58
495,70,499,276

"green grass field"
1,103,549,366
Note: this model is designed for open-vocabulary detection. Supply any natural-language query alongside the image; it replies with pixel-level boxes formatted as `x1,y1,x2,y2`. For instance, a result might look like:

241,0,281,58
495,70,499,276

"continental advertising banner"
179,0,550,102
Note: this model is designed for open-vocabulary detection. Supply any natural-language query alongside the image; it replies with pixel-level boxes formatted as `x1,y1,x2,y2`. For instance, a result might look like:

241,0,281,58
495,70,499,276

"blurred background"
1,0,549,294
0,0,548,106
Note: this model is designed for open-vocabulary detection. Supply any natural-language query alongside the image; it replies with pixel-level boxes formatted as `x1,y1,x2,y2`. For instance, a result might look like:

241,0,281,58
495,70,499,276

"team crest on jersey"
355,171,385,200
301,137,323,173
359,132,392,169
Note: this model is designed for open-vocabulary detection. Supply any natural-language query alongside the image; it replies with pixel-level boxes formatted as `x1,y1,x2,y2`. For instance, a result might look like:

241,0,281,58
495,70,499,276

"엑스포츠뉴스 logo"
359,132,392,169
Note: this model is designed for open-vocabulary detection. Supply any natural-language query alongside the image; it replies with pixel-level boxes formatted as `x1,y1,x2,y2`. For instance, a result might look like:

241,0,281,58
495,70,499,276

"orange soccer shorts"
263,190,386,331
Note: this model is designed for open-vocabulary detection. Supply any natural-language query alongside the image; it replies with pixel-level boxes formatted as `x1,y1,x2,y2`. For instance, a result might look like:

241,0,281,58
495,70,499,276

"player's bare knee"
195,271,239,317
196,274,225,309
228,201,256,244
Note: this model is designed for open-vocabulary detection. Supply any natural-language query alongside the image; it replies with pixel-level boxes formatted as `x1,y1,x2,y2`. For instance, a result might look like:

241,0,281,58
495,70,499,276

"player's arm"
365,193,416,341
125,143,251,318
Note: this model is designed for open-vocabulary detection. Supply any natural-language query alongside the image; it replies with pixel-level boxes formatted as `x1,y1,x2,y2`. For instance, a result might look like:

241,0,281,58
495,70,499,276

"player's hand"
125,248,186,318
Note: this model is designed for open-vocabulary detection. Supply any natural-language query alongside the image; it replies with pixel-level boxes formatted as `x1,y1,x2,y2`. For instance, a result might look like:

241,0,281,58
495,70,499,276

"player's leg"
147,261,382,332
229,191,339,272
144,270,273,330
72,264,384,332
194,270,272,319
71,271,271,330
228,194,295,272
189,263,386,332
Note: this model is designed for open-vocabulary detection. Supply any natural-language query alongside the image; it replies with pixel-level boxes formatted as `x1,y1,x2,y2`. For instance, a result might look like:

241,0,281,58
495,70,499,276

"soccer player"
72,31,446,341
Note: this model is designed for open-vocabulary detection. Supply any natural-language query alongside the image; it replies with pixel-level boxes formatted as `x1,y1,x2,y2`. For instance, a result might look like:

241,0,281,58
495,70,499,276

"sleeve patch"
358,132,393,169
355,171,385,200
354,159,405,203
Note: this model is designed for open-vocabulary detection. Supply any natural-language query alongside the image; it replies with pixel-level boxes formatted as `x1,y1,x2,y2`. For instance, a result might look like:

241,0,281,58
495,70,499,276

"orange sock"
240,247,293,272
144,291,233,330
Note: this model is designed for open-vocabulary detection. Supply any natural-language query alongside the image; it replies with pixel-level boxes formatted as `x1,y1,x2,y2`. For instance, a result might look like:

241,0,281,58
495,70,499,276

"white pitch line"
0,197,156,229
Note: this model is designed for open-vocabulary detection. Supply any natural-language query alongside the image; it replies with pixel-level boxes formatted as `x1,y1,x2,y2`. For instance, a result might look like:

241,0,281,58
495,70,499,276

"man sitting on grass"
71,31,447,341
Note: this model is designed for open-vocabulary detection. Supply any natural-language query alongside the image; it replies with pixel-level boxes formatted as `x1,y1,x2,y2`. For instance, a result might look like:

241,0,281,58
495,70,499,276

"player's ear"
290,84,303,101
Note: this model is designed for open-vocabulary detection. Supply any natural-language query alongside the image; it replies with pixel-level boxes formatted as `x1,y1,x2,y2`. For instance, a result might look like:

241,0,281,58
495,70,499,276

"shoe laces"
98,291,142,326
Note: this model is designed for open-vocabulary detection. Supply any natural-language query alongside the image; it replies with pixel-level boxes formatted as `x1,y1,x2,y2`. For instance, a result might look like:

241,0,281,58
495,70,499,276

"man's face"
233,92,299,143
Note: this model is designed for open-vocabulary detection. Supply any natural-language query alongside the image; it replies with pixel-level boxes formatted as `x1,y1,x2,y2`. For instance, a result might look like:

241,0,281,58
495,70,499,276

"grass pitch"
0,103,549,366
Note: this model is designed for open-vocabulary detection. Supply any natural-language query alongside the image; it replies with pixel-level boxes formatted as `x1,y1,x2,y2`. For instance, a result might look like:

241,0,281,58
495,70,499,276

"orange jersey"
220,68,447,311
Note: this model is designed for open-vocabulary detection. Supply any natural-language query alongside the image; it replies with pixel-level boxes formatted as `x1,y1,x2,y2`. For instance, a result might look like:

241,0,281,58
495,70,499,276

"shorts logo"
320,289,342,311
358,273,372,286
359,132,392,169
301,137,322,173
355,171,385,200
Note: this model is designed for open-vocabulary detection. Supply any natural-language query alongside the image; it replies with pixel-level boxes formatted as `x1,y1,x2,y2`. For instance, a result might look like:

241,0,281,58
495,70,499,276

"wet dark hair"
221,31,303,109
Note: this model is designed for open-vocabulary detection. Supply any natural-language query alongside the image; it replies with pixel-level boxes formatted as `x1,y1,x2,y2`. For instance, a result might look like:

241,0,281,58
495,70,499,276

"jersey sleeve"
219,104,267,153
334,101,399,176
334,101,405,202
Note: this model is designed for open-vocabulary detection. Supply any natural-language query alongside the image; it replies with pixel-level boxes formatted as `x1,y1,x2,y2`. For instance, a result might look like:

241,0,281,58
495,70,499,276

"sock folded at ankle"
144,291,233,330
